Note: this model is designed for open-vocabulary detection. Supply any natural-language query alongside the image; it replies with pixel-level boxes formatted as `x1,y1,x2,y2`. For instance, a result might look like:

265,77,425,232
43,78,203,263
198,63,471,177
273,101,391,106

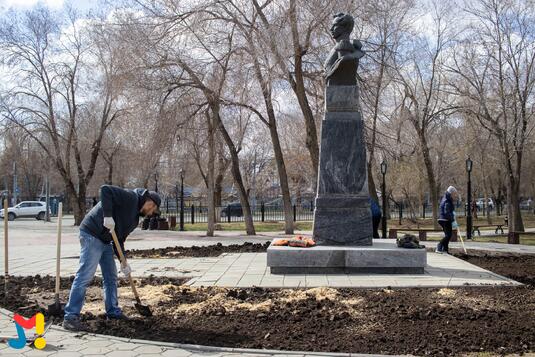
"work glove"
120,262,132,276
103,217,115,231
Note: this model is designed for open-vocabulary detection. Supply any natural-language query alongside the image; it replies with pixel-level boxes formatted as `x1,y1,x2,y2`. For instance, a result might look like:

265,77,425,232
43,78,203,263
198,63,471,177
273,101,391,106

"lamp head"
466,157,473,173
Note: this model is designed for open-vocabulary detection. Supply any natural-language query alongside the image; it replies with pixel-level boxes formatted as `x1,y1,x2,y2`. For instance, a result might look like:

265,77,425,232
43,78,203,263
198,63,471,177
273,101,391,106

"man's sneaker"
62,318,82,332
435,243,444,254
106,313,129,321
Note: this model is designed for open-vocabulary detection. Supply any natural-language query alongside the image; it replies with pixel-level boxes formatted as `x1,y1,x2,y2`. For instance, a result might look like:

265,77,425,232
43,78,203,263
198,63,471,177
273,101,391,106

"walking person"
437,186,458,254
62,185,160,331
370,197,382,238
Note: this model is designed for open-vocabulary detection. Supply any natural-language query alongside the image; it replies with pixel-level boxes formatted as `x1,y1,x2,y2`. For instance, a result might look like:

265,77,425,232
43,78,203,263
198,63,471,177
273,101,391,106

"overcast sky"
0,0,96,13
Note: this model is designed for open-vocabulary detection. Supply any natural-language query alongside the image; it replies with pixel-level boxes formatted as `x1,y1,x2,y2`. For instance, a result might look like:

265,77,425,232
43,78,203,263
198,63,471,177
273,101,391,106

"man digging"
63,185,160,331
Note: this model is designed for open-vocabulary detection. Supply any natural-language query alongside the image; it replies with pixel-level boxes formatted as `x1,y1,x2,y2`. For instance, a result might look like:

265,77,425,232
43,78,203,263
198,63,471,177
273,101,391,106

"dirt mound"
454,251,535,285
126,242,270,258
0,275,186,319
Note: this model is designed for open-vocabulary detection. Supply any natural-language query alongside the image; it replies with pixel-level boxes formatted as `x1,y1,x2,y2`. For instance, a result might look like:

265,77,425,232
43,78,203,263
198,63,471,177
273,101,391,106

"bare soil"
453,250,535,286
0,252,534,356
126,242,270,258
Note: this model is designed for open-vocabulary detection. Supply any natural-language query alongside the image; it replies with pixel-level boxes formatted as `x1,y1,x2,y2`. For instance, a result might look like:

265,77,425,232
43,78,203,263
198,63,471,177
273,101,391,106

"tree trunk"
419,131,439,229
206,111,216,236
247,41,294,234
214,145,228,224
365,46,386,204
68,182,87,226
268,121,294,234
506,173,524,233
107,162,113,185
214,175,223,223
213,108,255,235
367,166,379,202
290,66,319,185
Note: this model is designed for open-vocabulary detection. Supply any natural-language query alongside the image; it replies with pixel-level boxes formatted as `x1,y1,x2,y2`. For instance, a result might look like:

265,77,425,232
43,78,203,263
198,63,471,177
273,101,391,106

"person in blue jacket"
63,185,160,331
437,186,459,254
370,197,382,238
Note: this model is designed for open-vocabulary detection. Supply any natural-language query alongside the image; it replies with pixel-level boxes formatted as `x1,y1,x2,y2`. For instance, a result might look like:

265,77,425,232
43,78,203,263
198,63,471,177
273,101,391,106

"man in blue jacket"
63,185,160,331
437,186,458,254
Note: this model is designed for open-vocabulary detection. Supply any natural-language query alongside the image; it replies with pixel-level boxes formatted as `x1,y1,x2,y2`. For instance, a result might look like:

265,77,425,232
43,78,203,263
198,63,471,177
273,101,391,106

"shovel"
455,225,468,254
48,203,64,317
110,229,152,317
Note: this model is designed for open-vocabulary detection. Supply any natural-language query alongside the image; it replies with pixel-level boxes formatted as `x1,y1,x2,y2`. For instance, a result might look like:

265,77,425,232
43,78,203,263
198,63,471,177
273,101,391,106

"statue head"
330,13,354,41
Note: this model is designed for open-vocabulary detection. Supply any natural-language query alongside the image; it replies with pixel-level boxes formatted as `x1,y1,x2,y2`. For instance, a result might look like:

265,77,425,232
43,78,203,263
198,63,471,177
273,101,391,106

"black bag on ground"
397,234,425,249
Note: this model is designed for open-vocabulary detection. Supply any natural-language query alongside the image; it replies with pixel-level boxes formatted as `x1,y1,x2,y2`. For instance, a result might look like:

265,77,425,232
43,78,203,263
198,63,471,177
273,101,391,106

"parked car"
520,199,533,210
476,198,494,210
0,201,50,221
220,202,243,217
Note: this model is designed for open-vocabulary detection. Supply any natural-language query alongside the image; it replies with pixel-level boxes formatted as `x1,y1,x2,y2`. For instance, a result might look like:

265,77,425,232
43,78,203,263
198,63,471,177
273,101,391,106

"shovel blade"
135,303,152,317
47,300,64,317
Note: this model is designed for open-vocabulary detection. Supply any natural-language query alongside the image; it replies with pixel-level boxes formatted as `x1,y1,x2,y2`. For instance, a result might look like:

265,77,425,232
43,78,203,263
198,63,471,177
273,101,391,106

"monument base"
267,241,427,274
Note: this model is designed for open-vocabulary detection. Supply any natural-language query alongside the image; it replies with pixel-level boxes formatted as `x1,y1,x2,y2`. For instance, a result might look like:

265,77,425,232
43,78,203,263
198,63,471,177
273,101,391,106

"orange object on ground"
286,235,316,247
272,239,289,246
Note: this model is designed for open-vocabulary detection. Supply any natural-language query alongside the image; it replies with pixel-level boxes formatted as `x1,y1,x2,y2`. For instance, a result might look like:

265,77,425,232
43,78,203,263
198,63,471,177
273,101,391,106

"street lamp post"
380,160,388,238
466,157,473,240
180,171,185,232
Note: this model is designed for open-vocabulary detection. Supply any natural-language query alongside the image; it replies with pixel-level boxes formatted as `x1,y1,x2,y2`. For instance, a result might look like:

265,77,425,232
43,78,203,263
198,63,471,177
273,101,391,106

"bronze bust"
324,13,365,86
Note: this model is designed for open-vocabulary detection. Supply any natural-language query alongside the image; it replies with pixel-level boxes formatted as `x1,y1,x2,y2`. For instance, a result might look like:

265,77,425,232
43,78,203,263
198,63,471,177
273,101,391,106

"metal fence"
387,202,534,221
160,203,315,224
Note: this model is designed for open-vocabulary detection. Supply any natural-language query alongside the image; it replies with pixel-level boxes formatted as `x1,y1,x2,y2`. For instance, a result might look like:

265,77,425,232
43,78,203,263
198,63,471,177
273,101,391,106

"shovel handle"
55,203,62,296
110,229,141,302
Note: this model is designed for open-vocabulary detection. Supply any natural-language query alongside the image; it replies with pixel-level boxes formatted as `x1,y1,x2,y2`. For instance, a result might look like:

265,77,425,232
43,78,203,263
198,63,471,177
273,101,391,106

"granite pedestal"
312,85,373,245
267,241,427,274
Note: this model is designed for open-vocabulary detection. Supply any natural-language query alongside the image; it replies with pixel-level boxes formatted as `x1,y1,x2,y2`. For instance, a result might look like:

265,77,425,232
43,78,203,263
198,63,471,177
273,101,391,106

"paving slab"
188,251,520,288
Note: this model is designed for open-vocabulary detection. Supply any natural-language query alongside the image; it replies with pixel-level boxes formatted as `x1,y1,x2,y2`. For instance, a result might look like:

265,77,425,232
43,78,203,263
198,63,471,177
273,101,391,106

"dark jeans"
438,220,453,252
372,216,381,238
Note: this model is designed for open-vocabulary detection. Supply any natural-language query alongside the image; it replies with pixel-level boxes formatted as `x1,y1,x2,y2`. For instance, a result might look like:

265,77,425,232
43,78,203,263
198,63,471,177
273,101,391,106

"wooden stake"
3,199,8,295
55,203,63,297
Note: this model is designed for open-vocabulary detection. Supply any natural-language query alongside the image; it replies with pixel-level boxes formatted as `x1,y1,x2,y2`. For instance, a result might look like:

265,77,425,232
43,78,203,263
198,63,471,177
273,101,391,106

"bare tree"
216,0,296,233
0,7,124,224
357,0,413,201
448,0,535,232
394,1,458,227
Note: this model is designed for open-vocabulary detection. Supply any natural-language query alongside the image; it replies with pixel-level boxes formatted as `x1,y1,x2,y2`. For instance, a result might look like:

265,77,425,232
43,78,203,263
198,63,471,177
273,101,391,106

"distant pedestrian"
471,200,478,219
369,197,382,238
437,186,459,254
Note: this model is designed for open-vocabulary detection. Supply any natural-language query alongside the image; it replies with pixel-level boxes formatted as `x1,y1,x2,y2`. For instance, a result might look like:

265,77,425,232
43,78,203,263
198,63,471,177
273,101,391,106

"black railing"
386,202,535,220
160,202,314,224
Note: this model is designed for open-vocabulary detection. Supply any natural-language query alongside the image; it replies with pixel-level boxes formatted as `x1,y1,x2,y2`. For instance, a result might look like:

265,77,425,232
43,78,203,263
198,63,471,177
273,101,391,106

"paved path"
185,249,519,288
2,218,530,288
